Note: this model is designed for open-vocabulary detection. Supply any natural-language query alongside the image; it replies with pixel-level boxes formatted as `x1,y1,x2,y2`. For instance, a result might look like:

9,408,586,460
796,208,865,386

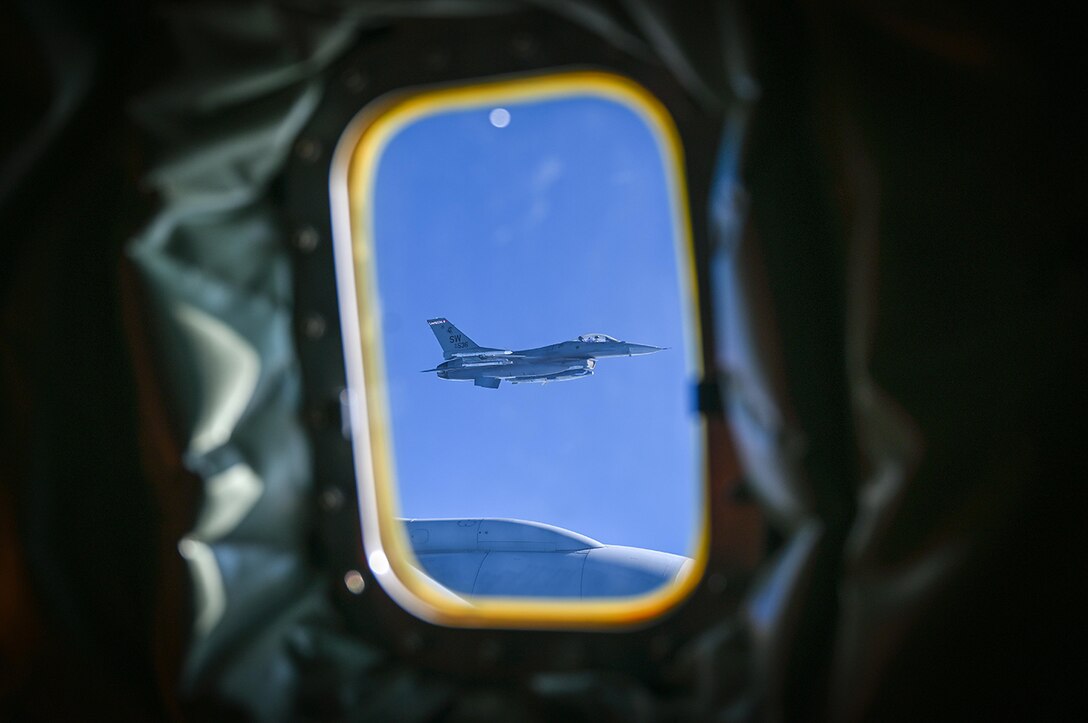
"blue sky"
370,92,700,556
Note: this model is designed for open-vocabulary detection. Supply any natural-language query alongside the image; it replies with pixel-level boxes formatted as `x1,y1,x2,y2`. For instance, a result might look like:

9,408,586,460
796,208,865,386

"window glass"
334,72,704,624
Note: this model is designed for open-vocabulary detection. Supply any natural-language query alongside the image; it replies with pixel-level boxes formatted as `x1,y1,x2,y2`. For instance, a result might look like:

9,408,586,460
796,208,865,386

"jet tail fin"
427,318,483,358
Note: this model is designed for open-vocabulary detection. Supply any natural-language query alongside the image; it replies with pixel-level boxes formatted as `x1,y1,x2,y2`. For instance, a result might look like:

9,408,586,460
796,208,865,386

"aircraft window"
332,71,703,627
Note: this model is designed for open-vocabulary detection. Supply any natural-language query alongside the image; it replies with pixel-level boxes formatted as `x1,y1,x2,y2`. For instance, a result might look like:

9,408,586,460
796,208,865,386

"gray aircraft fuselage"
423,318,665,388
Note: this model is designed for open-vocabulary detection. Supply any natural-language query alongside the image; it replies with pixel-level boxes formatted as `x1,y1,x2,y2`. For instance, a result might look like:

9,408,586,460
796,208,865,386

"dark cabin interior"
2,1,1082,720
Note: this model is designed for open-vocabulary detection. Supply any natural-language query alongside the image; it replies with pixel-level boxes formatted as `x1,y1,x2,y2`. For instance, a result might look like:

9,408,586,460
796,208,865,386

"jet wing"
474,377,501,389
422,354,525,372
448,349,516,358
461,356,525,367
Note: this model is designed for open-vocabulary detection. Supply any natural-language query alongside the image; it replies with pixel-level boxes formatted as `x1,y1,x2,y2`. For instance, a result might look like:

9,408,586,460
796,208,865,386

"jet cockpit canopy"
578,333,620,343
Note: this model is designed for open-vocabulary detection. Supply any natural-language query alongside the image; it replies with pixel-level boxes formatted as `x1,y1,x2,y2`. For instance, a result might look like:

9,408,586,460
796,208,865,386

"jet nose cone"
627,343,666,356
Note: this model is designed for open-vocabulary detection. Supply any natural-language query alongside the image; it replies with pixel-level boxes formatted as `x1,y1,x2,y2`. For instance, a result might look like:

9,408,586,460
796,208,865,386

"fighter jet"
422,318,665,388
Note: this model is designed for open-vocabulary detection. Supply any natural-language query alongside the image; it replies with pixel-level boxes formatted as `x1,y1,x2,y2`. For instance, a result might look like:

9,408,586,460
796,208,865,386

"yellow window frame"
329,70,708,628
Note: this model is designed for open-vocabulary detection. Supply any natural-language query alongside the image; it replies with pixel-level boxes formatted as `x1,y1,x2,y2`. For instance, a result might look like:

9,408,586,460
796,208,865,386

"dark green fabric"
127,4,364,714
